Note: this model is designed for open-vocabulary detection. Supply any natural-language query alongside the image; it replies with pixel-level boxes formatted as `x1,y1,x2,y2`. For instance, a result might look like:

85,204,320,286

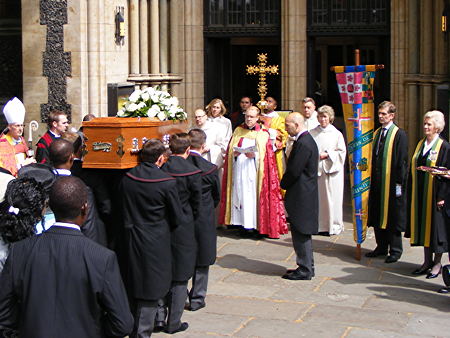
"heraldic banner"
334,65,377,244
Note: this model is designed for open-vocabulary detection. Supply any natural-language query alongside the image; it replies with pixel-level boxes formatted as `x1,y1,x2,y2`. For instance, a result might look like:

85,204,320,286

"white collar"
53,222,81,231
423,134,440,155
381,121,394,131
190,150,202,156
53,168,71,176
49,129,61,138
295,129,308,141
262,111,278,118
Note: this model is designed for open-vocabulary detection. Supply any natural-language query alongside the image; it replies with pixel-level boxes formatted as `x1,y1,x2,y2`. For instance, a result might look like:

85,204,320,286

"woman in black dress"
407,110,450,278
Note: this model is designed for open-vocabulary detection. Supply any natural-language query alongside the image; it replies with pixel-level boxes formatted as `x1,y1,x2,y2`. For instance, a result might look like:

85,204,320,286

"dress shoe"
437,287,450,294
385,255,400,263
153,321,166,333
411,266,431,275
286,268,315,277
187,302,205,311
282,270,312,280
165,322,189,334
365,250,387,258
426,271,441,279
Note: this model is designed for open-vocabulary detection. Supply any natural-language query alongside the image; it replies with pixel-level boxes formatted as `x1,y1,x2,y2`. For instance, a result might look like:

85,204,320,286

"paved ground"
154,219,450,337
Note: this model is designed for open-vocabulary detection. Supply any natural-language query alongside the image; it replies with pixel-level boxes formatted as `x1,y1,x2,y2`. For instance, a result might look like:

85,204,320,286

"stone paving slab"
153,222,450,337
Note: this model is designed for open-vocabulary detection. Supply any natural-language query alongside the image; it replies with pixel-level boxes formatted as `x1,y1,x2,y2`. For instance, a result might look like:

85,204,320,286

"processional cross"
246,53,279,110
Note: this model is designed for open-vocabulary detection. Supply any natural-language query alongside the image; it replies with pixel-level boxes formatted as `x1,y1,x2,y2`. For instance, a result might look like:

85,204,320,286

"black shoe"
385,255,400,263
426,271,441,279
154,321,166,332
412,266,431,275
165,322,189,334
438,287,450,294
286,268,315,277
187,302,205,311
365,250,387,258
282,270,312,280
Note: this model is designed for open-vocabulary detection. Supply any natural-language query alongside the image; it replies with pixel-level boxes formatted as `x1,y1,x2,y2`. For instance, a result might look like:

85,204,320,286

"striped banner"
334,65,377,244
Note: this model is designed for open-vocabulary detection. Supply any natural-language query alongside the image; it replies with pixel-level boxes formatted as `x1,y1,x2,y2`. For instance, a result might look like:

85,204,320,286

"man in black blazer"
281,112,319,280
161,133,202,333
0,176,134,338
186,129,221,311
120,139,183,337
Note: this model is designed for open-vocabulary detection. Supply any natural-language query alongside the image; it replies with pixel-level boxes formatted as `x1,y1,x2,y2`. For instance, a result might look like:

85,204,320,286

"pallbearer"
186,129,221,311
120,139,183,337
161,133,202,334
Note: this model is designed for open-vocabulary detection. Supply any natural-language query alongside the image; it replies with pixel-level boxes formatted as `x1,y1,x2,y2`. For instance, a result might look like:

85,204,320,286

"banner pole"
354,49,362,261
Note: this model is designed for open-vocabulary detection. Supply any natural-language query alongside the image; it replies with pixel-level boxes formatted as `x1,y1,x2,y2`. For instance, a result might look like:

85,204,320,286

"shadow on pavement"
216,254,287,276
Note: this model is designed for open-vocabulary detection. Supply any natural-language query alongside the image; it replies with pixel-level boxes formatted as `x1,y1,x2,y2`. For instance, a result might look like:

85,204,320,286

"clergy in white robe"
193,109,225,168
310,105,346,235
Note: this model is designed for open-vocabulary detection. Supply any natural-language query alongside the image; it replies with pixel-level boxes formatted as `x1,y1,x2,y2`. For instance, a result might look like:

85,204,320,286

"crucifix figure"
246,53,279,110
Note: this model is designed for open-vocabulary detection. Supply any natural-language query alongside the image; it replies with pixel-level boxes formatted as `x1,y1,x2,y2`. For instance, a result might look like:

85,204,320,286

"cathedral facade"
2,0,449,148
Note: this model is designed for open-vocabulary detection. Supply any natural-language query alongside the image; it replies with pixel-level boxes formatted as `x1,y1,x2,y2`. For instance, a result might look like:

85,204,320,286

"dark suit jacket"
187,152,221,266
161,156,202,281
0,226,134,338
280,131,319,235
120,162,182,300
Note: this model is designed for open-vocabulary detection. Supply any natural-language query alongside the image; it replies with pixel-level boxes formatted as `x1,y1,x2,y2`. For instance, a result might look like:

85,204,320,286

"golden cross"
246,53,279,103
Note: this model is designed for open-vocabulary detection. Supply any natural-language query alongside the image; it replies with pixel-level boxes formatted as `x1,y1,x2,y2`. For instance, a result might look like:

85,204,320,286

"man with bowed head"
0,176,133,337
281,112,319,280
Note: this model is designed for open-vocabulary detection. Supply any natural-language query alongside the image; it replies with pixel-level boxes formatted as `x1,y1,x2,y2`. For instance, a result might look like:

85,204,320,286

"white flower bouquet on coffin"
117,87,188,121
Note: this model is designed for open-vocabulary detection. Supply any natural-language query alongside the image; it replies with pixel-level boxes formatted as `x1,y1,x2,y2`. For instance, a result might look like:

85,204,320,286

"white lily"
157,111,167,121
129,89,142,103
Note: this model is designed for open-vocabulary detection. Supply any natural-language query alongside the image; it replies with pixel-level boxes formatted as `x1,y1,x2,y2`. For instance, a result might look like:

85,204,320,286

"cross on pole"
246,53,279,106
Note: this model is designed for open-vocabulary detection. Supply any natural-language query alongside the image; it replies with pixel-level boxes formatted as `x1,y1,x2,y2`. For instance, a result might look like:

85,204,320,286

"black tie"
376,128,387,155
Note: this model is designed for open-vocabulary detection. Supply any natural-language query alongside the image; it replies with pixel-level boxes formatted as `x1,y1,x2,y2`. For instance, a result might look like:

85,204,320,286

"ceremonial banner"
334,65,377,244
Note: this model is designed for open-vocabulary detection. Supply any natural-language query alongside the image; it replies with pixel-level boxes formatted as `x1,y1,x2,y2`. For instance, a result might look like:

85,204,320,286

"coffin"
82,117,188,169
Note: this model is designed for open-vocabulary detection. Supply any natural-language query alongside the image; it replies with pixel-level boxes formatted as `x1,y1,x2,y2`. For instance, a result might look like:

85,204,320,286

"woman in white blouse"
310,105,347,235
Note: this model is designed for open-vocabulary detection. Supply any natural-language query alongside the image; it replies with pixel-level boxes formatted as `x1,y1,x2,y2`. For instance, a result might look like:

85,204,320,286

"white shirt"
53,168,71,176
423,134,440,155
53,221,81,231
294,129,308,141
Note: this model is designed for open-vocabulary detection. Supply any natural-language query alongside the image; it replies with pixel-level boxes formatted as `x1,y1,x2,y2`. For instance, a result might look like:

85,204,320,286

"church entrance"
307,0,390,119
203,0,281,113
204,37,281,113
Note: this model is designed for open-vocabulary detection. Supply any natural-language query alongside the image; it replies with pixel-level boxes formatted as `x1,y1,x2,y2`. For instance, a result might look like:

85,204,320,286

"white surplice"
199,120,225,167
310,124,346,235
231,138,258,229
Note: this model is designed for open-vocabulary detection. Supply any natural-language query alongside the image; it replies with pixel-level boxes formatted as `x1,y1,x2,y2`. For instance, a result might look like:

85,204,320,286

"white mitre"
3,97,25,125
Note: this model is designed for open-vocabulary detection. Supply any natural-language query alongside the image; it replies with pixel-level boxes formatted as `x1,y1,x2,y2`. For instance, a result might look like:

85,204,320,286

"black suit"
186,152,221,309
161,155,202,332
281,131,319,277
0,225,133,338
120,162,183,337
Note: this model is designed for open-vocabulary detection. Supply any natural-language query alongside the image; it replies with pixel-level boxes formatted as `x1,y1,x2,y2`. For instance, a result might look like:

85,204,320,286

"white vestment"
305,111,320,131
207,116,232,169
198,120,224,167
231,138,258,229
310,124,346,235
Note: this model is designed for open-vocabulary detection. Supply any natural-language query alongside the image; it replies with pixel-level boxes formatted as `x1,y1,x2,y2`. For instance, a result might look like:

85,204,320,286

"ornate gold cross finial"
246,53,279,110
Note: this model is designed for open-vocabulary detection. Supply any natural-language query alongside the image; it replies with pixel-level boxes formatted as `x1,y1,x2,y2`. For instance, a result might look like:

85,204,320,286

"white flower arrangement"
117,87,188,121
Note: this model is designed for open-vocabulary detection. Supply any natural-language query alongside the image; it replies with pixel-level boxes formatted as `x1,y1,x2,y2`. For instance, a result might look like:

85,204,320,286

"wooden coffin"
82,117,188,169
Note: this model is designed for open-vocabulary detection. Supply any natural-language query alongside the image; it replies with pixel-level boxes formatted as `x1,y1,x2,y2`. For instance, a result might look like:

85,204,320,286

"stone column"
87,0,100,114
129,0,140,75
169,0,182,97
150,0,160,74
160,0,169,74
281,0,307,112
139,0,149,76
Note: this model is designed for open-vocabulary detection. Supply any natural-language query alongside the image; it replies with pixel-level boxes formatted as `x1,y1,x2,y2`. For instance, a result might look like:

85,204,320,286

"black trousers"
131,299,158,338
291,228,315,276
374,227,403,257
